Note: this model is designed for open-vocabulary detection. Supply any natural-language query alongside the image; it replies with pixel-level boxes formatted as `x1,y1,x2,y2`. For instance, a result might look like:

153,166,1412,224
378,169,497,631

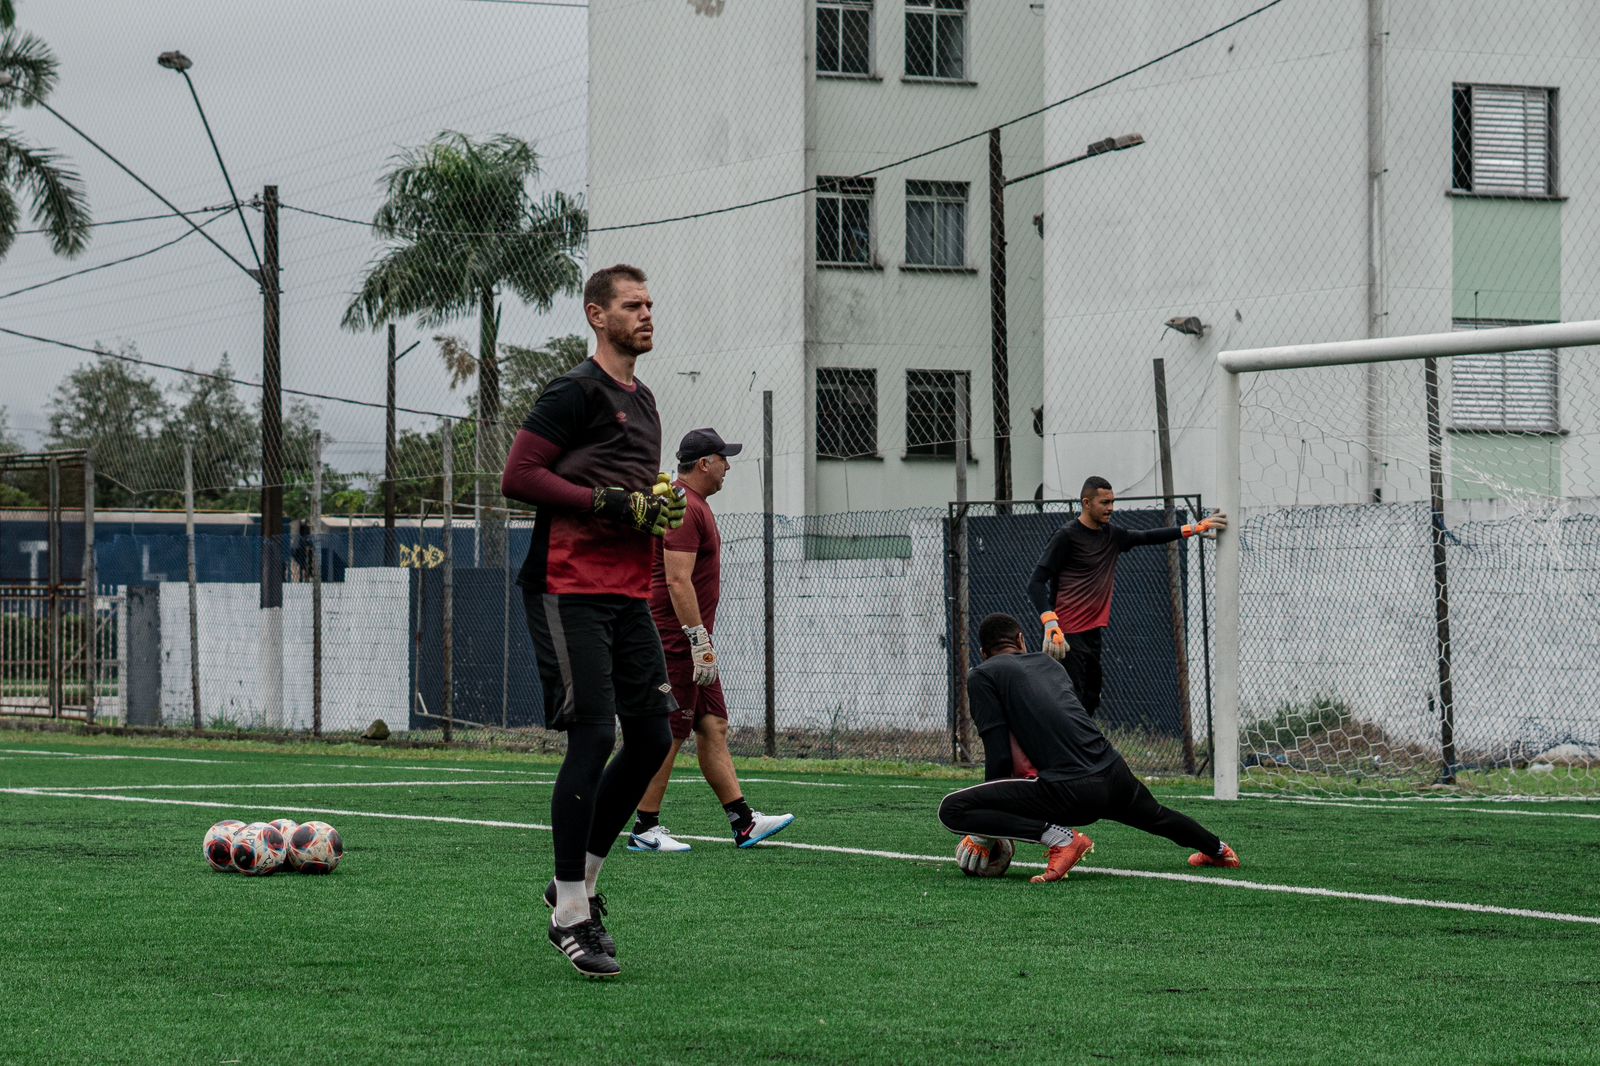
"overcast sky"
0,0,589,474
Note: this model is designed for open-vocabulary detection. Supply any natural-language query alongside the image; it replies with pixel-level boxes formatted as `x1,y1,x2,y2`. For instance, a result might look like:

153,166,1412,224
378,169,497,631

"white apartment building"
1039,0,1600,509
587,0,1046,518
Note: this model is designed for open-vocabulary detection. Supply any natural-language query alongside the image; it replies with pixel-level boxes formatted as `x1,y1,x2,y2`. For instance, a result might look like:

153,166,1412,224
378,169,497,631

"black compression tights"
550,716,673,883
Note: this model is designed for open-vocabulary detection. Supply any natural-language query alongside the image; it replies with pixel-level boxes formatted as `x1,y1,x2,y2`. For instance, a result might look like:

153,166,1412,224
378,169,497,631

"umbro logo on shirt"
615,411,628,425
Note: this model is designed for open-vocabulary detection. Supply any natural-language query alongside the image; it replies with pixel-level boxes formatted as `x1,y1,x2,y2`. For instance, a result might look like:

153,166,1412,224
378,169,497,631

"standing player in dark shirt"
938,613,1239,882
501,264,686,979
1027,475,1227,715
627,427,795,854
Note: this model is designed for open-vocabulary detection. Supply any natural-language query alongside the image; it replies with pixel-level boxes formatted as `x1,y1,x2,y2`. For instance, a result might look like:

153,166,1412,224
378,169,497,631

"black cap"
677,427,743,463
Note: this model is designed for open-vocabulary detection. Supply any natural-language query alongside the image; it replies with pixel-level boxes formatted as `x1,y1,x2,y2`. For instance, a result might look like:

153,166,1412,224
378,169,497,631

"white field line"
1239,791,1600,806
5,787,1598,928
1252,797,1600,822
0,749,228,764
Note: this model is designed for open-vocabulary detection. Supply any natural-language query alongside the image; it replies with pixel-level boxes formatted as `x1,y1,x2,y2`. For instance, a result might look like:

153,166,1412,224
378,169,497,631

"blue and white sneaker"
735,811,794,849
628,825,693,853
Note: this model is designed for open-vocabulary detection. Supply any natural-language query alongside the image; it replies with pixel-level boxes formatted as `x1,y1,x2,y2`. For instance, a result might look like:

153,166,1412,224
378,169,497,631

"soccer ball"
958,836,1016,879
286,820,343,875
231,822,288,876
203,819,246,873
267,817,298,839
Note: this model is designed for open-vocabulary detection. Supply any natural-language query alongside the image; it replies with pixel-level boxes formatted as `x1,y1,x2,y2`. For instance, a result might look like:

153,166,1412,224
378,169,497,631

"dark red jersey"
1028,520,1183,634
650,482,720,646
515,358,662,598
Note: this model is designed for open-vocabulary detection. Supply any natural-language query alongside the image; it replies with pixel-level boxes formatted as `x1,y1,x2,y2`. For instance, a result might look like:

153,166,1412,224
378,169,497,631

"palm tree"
0,23,92,260
342,132,585,564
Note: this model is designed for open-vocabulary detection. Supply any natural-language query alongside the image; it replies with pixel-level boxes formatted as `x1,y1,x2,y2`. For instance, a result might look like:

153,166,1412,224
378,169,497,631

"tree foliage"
0,20,91,260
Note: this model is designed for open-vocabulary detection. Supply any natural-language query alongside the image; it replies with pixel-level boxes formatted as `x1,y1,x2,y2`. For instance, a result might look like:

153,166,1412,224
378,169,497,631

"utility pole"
385,323,398,567
259,184,284,729
988,128,1012,506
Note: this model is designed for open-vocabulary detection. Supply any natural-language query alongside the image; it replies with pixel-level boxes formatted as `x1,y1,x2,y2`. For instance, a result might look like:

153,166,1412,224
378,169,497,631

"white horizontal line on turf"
7,786,1597,928
1262,797,1600,821
27,780,554,792
0,748,228,764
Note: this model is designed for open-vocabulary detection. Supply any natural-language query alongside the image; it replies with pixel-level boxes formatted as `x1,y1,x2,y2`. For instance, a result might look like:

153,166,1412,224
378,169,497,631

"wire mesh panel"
959,499,1214,777
1232,340,1600,796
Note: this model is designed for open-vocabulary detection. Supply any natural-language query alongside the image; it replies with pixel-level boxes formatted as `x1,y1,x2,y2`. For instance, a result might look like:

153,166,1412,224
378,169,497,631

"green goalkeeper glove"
650,472,688,529
956,834,1000,875
593,480,681,536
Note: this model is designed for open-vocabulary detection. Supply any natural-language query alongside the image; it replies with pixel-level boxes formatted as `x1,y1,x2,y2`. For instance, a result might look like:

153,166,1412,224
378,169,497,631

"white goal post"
1213,320,1600,799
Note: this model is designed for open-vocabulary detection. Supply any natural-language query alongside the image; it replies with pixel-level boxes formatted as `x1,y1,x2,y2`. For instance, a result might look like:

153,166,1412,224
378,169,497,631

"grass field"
2,734,1598,1065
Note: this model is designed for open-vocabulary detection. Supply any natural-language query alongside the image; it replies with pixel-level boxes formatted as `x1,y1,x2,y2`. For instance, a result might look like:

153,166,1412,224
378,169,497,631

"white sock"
1040,824,1076,848
584,852,606,897
552,879,589,926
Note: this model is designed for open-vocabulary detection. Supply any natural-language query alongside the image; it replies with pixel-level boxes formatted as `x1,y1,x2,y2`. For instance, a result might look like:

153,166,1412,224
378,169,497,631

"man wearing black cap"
629,427,796,853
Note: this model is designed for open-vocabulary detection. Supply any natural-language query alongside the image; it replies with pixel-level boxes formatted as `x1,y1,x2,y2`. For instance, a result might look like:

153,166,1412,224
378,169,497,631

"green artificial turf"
1,736,1597,1065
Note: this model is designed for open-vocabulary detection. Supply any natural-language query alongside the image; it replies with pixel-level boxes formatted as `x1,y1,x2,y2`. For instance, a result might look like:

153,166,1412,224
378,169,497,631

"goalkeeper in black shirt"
938,613,1239,883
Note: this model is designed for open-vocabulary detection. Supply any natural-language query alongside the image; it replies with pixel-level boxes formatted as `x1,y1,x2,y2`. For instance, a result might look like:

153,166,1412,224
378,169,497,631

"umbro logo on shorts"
658,683,672,694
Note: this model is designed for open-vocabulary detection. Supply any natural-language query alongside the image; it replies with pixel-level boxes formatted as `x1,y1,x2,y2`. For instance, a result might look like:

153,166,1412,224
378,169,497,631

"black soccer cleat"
543,879,616,957
548,917,620,978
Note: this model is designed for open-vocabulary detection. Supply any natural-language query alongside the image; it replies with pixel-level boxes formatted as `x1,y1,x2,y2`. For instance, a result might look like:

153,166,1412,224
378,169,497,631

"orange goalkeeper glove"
1040,611,1069,661
1181,510,1228,538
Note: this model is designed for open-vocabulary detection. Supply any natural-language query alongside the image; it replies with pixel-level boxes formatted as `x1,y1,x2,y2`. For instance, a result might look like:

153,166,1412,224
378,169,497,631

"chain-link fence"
3,2,1598,787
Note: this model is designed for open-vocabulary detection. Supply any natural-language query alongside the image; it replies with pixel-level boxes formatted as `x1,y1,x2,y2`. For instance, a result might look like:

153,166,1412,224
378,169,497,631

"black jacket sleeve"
1027,527,1072,613
977,723,1015,781
1113,524,1184,550
968,671,1015,780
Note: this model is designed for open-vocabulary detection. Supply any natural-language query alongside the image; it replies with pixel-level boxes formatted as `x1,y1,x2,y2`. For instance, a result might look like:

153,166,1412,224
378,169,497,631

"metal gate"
0,449,103,720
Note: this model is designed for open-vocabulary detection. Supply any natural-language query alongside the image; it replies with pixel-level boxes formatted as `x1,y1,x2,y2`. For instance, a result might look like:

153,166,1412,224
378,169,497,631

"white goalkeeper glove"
683,624,718,686
1040,612,1069,661
957,835,1000,875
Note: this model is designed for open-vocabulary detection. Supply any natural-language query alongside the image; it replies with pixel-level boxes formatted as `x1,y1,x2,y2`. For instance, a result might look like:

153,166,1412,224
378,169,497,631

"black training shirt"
517,358,662,597
967,651,1121,781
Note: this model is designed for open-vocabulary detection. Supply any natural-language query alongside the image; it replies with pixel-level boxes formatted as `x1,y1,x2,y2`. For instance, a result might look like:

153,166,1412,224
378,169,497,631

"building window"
905,0,966,80
1451,320,1559,432
816,177,875,265
1452,84,1556,195
905,180,967,267
905,369,971,458
817,0,873,77
817,367,878,459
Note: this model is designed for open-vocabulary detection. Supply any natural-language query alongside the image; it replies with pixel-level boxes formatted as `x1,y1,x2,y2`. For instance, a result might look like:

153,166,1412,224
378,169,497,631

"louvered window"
1452,84,1556,194
1451,321,1560,432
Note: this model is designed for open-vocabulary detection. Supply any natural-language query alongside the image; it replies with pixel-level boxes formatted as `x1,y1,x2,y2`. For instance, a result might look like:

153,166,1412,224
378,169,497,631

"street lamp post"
385,328,421,567
987,130,1145,504
156,53,288,728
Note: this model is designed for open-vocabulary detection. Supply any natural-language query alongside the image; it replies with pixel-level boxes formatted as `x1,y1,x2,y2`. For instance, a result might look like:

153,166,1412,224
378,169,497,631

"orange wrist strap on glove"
1181,518,1215,538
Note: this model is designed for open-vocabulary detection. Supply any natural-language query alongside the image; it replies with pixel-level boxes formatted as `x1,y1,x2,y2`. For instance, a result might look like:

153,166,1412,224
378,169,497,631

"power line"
14,203,235,235
0,209,231,302
0,325,472,423
282,0,1290,239
455,0,587,7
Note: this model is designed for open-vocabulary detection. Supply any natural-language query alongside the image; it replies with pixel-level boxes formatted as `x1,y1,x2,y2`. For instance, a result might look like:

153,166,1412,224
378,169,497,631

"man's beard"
608,322,652,356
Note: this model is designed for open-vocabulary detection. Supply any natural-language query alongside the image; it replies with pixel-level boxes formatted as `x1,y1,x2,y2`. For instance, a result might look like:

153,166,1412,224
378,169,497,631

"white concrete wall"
1042,1,1371,506
712,513,949,735
587,0,810,515
157,569,410,733
1237,501,1600,755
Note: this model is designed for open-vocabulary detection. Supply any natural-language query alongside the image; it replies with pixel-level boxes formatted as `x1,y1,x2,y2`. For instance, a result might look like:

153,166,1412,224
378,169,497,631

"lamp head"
157,51,194,72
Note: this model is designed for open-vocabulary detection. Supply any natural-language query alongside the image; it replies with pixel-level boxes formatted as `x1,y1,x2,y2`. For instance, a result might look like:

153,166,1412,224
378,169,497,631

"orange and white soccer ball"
231,822,288,876
286,820,343,875
203,819,246,873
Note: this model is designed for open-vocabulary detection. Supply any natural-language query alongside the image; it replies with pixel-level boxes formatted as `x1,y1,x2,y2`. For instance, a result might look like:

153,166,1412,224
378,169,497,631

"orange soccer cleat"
1029,832,1094,884
1188,843,1240,869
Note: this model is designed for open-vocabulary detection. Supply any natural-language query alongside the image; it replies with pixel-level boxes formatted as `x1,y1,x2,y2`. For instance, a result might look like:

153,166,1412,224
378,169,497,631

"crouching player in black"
502,264,685,977
939,613,1239,883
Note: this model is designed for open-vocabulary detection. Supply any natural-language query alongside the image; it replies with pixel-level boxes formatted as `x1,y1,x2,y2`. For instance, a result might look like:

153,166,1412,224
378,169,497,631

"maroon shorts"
663,644,729,740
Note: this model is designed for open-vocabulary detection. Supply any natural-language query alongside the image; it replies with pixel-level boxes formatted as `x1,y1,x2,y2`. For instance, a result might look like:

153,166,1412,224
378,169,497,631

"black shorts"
521,590,672,731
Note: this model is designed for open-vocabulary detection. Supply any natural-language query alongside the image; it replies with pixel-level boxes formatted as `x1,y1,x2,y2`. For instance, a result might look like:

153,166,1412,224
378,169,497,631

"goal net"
1214,321,1600,798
